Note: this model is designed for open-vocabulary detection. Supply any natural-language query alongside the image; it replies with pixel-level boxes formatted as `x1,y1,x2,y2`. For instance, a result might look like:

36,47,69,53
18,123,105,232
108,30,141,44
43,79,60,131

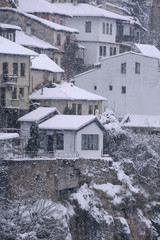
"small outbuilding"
121,114,160,133
39,115,106,158
0,133,20,159
18,107,60,139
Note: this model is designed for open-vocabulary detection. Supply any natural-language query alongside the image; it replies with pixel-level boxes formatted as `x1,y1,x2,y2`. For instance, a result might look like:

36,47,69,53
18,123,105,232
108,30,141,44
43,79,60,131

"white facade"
39,115,105,158
66,16,119,65
76,121,103,158
74,52,160,117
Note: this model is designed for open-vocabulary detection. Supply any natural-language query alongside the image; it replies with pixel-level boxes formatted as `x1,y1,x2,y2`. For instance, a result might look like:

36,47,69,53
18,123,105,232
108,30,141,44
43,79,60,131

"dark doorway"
47,135,53,152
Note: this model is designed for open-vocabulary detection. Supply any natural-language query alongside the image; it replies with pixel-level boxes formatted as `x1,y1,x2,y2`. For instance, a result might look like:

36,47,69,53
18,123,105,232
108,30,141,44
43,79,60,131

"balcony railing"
2,74,18,84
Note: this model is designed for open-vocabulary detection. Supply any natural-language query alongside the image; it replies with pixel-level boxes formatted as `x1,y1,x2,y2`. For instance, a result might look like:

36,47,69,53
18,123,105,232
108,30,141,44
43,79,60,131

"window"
158,60,160,72
66,35,70,44
13,63,18,75
81,134,99,150
103,46,106,56
56,133,64,150
60,19,64,25
94,105,98,114
72,103,76,114
135,62,140,74
12,88,17,99
8,32,14,41
3,62,8,75
77,104,82,115
121,63,126,74
109,85,113,91
121,86,126,94
99,46,103,57
99,46,106,57
102,22,105,34
94,85,97,90
85,21,91,33
106,23,109,34
54,58,58,64
114,47,116,55
57,34,61,46
110,24,112,35
110,47,113,56
19,88,24,99
89,105,93,114
20,63,26,77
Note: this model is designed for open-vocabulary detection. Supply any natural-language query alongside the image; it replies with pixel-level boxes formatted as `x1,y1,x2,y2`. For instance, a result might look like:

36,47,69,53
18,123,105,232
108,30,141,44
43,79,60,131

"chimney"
102,0,106,9
26,22,31,36
73,0,78,6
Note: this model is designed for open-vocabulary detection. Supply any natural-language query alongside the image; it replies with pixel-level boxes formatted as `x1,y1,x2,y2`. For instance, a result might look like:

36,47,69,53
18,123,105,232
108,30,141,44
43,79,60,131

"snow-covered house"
121,114,160,133
0,132,19,159
74,45,160,117
30,54,64,93
0,36,37,127
18,107,60,138
15,30,58,60
0,23,21,42
0,7,79,66
18,0,72,26
29,81,107,115
39,115,105,158
52,3,144,65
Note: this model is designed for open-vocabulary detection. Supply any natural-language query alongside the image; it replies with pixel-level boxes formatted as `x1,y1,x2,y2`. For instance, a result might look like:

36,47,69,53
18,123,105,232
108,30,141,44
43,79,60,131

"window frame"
121,86,126,94
20,63,26,77
85,21,91,33
77,104,82,115
56,133,64,150
81,134,99,150
121,62,126,74
13,62,18,75
135,62,140,74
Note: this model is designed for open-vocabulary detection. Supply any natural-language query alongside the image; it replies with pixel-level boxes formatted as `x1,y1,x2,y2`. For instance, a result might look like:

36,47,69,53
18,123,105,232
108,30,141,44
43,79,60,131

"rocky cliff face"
0,129,160,239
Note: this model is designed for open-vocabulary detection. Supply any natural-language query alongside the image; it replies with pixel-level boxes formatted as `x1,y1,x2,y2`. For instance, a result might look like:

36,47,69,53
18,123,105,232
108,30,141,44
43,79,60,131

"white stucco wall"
66,17,116,42
76,121,103,158
66,16,117,65
75,52,160,116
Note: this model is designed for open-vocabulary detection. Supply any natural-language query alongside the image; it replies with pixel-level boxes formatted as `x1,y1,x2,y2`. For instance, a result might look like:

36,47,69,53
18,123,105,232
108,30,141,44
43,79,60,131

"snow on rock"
115,217,131,234
113,162,140,195
93,183,121,199
70,184,114,225
137,209,152,229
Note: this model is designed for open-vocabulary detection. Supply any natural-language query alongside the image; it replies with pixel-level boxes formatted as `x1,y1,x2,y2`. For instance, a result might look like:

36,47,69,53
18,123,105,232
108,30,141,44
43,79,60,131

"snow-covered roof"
53,3,141,23
30,81,107,101
0,133,19,140
31,54,64,73
16,30,58,50
0,36,38,56
18,107,59,122
39,115,98,131
0,23,21,31
18,0,72,17
134,44,160,59
0,8,79,34
121,114,160,129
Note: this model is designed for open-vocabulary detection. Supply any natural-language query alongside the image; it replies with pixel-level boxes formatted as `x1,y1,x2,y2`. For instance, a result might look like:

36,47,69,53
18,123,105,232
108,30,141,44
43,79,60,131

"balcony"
1,74,18,85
